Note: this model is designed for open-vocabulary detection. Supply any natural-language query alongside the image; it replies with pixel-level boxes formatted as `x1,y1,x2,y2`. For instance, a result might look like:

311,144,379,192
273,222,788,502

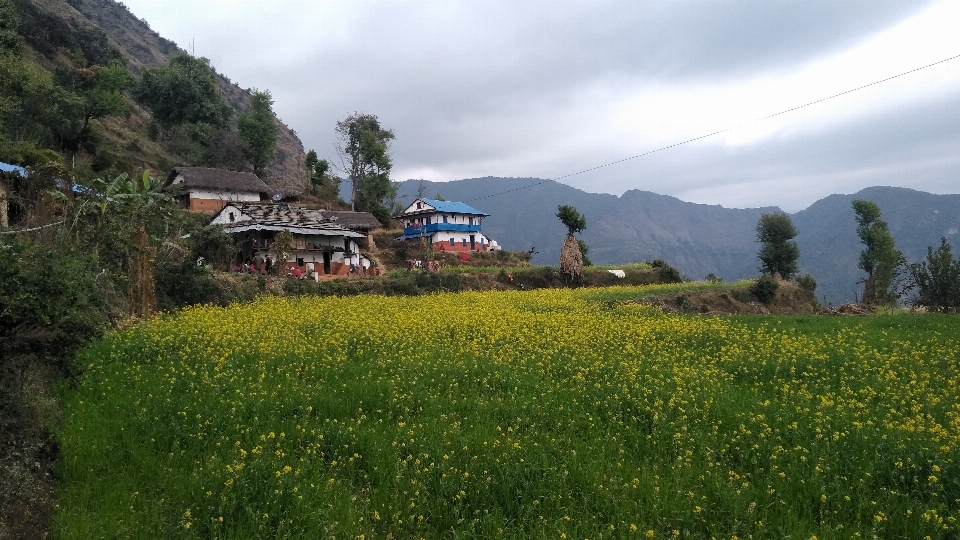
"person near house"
265,255,273,275
292,266,302,279
253,252,265,274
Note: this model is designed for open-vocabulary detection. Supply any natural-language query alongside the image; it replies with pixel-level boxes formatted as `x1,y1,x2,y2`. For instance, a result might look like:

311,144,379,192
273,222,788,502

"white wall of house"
189,190,260,202
404,212,483,228
432,232,489,246
210,205,250,225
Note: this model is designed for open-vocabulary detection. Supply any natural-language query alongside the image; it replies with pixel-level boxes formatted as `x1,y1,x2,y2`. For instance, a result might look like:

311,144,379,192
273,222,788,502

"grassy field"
56,285,959,538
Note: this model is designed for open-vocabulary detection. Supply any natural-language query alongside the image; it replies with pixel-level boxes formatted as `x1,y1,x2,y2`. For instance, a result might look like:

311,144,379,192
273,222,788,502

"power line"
465,53,960,203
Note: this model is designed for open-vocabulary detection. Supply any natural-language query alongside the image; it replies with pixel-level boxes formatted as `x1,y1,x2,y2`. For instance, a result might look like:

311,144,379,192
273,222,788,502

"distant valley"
396,178,960,304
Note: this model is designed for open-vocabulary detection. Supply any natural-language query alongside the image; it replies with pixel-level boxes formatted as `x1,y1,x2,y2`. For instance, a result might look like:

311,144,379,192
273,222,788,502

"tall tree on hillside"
134,53,231,130
852,199,903,306
237,89,277,177
756,211,799,280
335,112,395,223
305,149,340,201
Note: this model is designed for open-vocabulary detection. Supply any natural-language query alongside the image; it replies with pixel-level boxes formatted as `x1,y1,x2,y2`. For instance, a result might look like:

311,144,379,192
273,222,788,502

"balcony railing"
403,223,481,236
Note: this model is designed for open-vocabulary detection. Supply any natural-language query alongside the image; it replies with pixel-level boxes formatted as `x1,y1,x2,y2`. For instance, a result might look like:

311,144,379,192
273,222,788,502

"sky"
120,0,960,212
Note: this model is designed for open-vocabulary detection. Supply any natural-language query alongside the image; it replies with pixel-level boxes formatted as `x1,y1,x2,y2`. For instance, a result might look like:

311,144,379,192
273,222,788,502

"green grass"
55,286,960,539
585,279,754,302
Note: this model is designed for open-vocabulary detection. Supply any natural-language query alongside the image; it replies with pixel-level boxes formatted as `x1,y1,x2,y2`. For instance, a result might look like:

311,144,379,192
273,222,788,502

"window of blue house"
461,239,467,246
449,238,455,246
468,217,474,225
442,215,448,223
426,217,432,225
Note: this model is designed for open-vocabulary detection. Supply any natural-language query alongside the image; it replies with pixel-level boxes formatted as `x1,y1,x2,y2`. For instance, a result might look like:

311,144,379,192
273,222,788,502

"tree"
237,89,277,177
305,149,340,201
55,171,174,318
756,212,799,280
556,205,587,280
907,237,960,312
556,205,586,235
0,0,23,56
134,53,232,130
63,60,130,141
334,112,395,221
852,199,903,306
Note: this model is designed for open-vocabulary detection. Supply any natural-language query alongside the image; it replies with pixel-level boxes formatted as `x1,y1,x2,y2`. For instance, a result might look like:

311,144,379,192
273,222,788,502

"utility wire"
465,53,960,203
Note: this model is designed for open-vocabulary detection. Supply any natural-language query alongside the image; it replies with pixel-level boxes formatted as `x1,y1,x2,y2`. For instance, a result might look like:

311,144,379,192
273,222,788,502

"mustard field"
57,286,959,539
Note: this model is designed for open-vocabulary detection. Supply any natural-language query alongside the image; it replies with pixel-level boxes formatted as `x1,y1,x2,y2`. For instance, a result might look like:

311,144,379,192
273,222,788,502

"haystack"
559,234,583,281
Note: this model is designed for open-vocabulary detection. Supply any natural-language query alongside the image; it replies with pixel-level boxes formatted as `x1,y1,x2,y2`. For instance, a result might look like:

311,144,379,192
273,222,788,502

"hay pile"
559,234,583,281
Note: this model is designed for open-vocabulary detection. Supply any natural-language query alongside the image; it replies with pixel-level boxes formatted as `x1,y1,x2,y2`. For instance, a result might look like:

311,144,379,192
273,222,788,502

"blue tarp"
0,162,27,177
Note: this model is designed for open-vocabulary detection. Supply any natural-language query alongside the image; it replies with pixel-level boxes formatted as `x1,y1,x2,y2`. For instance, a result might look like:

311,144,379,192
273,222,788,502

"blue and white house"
397,198,494,252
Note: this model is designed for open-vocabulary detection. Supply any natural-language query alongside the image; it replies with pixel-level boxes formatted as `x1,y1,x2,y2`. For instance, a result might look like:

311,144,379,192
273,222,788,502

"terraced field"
57,285,959,538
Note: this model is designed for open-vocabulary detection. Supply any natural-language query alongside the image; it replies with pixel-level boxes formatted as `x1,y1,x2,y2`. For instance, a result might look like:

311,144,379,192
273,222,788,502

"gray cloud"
123,0,953,209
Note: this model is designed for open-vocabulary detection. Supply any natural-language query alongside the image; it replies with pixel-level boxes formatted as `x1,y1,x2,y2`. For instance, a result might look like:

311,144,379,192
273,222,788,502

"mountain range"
396,178,960,305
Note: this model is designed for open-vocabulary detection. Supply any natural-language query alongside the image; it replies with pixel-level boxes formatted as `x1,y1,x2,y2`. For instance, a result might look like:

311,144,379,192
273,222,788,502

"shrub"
154,256,224,311
794,273,817,293
750,274,780,304
907,237,960,312
0,238,107,373
656,263,682,284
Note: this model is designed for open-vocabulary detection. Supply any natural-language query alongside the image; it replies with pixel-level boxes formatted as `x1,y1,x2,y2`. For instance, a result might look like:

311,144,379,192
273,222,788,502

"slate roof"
166,167,270,194
215,202,364,238
321,210,382,231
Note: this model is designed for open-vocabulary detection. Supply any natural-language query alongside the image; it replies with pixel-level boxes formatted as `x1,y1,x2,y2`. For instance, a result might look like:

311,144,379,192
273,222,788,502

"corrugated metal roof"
407,198,489,216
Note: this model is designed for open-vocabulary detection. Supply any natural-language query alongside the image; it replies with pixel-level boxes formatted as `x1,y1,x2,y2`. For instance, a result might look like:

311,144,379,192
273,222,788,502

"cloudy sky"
121,0,959,211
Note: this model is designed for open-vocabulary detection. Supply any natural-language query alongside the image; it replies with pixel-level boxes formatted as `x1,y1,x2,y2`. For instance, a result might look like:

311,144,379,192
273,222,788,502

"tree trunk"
128,224,157,319
559,234,583,282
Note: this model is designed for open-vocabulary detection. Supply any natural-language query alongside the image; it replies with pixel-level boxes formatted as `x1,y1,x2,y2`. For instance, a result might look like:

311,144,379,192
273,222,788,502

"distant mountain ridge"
396,178,960,304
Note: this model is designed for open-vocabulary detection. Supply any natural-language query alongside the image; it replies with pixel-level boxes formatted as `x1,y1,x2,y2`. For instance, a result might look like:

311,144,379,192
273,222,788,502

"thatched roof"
166,167,269,194
321,210,382,231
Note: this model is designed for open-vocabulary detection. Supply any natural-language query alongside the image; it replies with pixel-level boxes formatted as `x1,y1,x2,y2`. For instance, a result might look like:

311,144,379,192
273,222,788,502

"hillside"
396,178,960,304
6,0,307,188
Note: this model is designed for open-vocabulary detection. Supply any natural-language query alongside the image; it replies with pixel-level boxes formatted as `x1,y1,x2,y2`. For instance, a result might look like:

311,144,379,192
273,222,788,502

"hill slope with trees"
2,0,307,188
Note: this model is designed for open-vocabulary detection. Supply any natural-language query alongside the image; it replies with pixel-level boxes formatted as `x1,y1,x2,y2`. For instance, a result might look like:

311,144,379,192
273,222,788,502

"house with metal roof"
397,198,493,252
165,166,271,213
210,202,377,276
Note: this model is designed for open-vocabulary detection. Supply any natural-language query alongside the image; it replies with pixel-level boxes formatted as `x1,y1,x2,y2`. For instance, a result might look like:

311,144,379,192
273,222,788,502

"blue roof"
0,162,27,177
421,199,489,216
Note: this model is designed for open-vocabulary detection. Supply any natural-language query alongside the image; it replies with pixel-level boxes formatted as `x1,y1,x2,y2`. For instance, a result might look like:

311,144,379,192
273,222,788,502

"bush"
656,263,682,284
154,256,224,311
794,273,817,293
907,237,960,312
0,238,107,373
750,274,780,304
189,225,235,270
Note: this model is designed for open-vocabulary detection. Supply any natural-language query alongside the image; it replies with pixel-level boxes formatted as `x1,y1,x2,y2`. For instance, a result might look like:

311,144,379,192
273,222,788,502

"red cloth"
459,252,471,261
